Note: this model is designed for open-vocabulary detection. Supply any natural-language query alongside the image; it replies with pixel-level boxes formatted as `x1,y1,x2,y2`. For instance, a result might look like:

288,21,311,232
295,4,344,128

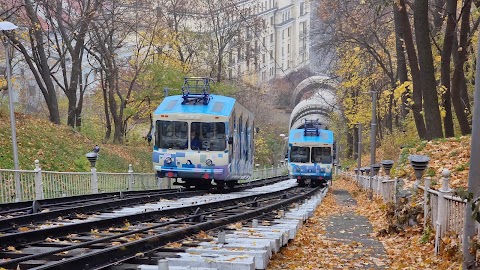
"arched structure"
290,75,337,109
289,89,337,130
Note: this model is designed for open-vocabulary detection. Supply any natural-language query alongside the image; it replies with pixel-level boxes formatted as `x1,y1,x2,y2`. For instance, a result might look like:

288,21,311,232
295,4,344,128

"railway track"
0,179,318,270
0,177,287,233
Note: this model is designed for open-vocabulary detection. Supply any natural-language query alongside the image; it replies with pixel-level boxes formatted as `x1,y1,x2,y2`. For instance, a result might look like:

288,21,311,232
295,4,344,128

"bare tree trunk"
398,0,427,139
353,126,358,160
433,0,446,35
217,51,223,82
12,0,62,125
414,0,444,139
100,70,111,142
393,2,409,120
440,0,456,137
451,0,472,135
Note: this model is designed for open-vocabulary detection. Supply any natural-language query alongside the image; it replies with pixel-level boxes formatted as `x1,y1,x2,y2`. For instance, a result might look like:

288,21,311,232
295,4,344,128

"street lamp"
0,21,20,201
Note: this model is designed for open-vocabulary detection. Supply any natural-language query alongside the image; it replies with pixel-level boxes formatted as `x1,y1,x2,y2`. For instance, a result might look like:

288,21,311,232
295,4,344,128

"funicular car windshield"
191,122,226,151
311,147,332,164
290,146,310,163
156,120,188,149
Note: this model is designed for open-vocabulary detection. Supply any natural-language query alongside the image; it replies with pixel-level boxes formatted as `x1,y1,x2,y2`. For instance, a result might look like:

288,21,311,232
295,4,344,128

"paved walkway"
325,189,389,269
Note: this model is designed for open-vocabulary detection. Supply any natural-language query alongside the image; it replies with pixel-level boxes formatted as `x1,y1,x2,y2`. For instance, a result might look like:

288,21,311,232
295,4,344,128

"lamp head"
86,152,98,167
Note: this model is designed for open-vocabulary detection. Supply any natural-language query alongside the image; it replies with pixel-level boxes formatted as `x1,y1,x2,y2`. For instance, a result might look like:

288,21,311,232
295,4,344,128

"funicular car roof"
154,95,236,117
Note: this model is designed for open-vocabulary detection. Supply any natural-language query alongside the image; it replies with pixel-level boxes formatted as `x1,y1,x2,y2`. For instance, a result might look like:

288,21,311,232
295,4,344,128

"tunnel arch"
289,88,338,130
290,75,337,109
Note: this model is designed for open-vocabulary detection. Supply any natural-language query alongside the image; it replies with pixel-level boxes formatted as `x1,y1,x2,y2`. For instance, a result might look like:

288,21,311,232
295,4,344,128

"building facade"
226,0,311,82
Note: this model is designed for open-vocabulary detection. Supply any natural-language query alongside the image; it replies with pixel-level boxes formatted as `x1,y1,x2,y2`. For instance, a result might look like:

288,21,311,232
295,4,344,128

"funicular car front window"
156,120,188,149
312,147,332,163
191,122,226,151
290,146,310,163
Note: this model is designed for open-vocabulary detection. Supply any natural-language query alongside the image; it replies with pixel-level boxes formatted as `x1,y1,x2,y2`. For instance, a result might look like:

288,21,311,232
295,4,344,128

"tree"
46,0,101,129
451,0,473,135
201,0,256,82
399,0,427,139
440,0,456,137
2,0,62,124
86,0,161,143
156,0,200,70
393,1,408,122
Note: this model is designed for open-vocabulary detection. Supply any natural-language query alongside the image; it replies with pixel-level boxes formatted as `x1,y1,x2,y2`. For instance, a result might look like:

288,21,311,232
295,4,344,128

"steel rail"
0,190,293,268
0,179,290,248
2,186,321,269
0,189,178,214
0,189,205,232
0,176,288,232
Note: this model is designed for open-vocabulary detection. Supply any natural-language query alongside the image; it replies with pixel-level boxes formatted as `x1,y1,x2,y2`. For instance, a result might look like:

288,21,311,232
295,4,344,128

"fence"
0,160,288,203
342,169,474,256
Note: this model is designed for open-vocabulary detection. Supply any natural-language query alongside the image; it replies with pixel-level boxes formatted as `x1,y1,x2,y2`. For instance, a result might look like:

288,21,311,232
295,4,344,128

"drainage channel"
0,181,318,270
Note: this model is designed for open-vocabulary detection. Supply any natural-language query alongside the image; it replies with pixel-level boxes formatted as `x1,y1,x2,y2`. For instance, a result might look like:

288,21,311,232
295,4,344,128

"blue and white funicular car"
287,119,335,187
152,77,255,189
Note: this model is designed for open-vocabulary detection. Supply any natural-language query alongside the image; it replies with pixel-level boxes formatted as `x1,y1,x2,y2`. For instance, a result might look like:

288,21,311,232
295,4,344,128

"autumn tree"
1,0,62,124
156,0,201,71
199,0,258,82
46,0,101,129
414,0,444,139
86,0,161,143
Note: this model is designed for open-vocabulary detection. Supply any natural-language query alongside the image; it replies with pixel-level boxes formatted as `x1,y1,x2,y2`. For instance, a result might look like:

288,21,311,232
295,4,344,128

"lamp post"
1,21,20,201
279,133,288,165
86,152,99,193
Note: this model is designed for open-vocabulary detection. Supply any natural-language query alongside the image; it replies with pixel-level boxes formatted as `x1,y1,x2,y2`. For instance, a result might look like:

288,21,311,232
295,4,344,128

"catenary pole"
369,91,377,200
357,123,362,183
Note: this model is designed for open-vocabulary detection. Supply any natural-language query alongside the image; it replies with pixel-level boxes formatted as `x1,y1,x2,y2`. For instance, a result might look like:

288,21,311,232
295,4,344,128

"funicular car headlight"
165,157,173,164
206,159,213,166
296,167,301,172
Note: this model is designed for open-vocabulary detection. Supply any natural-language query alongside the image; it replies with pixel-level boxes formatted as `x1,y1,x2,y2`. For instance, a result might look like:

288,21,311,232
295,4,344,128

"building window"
262,54,266,63
300,2,305,15
270,16,274,26
288,44,290,53
270,33,273,42
288,27,290,37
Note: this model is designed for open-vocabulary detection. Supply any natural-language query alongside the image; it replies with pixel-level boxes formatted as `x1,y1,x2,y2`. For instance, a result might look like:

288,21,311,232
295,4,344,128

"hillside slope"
354,136,472,190
0,113,153,172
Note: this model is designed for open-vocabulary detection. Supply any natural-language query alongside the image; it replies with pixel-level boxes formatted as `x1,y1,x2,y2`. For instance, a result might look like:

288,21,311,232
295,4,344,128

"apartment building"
226,0,310,82
172,0,311,83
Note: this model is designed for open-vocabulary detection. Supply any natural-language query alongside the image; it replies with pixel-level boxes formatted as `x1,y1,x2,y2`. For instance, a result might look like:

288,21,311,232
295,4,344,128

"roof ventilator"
181,77,212,105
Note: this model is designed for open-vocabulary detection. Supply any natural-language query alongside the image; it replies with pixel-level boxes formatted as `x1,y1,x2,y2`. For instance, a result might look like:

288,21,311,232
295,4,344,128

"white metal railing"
0,161,288,203
341,168,471,256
